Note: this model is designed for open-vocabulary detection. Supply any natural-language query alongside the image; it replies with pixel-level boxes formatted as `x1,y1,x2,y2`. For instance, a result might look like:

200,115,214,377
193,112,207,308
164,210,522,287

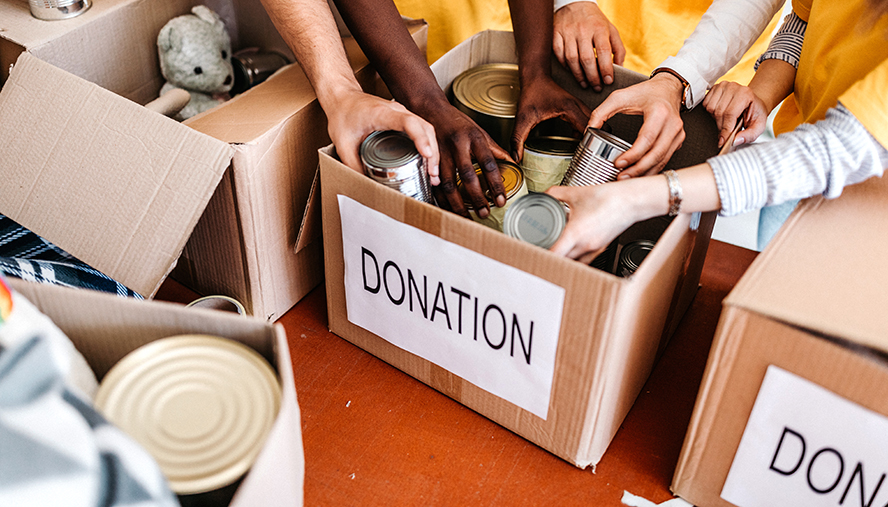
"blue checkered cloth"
0,214,143,299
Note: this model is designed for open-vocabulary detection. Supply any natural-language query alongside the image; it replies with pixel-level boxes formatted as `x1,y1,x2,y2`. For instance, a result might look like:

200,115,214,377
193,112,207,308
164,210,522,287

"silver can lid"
361,130,421,169
525,135,580,157
503,193,567,249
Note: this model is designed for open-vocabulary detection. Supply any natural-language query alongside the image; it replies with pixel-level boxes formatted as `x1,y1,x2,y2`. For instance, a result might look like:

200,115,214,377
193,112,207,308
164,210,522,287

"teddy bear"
157,5,234,121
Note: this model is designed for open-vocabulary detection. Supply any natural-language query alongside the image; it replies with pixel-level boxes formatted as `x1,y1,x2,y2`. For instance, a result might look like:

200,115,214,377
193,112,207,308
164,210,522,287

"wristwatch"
650,67,690,112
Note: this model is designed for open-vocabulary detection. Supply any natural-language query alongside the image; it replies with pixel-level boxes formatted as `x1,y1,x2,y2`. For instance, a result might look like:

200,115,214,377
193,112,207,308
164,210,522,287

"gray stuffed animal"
157,5,233,120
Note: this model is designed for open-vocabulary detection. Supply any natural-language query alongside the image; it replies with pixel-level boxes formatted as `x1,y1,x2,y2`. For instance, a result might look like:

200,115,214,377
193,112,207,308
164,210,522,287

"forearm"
260,0,363,111
659,0,785,108
747,58,796,113
509,0,554,81
710,104,888,216
331,0,449,115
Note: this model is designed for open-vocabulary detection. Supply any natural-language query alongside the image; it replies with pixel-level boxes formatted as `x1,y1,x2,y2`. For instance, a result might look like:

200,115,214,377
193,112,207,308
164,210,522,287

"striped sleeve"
754,11,807,71
709,104,888,216
554,0,596,12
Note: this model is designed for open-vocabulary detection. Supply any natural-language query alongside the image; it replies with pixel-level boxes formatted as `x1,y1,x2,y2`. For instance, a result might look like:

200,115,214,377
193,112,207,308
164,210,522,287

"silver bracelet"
664,170,683,216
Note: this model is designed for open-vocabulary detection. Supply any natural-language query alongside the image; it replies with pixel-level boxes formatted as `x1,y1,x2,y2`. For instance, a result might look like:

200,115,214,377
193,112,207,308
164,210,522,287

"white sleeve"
554,0,596,13
709,104,888,216
658,0,785,108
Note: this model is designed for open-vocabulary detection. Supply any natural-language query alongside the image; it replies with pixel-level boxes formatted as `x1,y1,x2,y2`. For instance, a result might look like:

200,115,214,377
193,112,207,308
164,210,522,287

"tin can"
561,127,633,186
185,295,247,316
617,239,655,277
503,193,567,249
29,0,90,20
230,50,291,95
94,335,281,503
456,160,528,232
451,63,520,150
522,135,580,193
361,130,434,204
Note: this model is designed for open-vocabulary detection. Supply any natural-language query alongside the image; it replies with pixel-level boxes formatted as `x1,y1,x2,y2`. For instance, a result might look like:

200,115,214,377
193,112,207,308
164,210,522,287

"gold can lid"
94,334,281,495
452,63,520,119
457,160,526,207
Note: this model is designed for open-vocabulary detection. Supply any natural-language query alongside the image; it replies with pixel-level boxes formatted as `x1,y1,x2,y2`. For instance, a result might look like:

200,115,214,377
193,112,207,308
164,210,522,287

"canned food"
617,239,655,277
522,135,580,192
94,335,281,502
451,63,520,150
29,0,90,20
456,160,528,232
185,295,247,316
231,50,291,95
361,130,434,204
503,193,567,249
562,127,633,186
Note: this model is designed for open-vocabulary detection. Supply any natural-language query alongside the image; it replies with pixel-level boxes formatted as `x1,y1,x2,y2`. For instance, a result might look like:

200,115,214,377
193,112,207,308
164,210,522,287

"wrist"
650,69,689,111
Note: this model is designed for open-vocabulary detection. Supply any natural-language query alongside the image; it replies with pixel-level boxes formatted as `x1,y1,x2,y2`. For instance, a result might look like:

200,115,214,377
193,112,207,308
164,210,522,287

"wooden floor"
158,240,758,506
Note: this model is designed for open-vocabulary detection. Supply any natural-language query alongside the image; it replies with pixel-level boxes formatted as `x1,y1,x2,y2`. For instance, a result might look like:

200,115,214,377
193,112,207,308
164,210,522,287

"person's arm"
703,11,806,147
547,104,888,261
587,0,786,178
509,0,592,161
330,0,511,219
552,0,625,91
259,0,438,176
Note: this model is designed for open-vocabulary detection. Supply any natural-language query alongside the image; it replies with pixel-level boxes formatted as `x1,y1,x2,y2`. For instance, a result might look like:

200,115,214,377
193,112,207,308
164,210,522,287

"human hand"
587,73,686,178
553,1,625,92
325,90,439,182
511,75,592,161
546,180,653,263
420,101,513,218
702,81,769,148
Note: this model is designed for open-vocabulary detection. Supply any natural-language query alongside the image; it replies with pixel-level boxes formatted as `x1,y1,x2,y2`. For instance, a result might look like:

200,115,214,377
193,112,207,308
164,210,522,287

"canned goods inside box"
503,193,567,249
456,160,528,231
361,130,433,203
522,135,580,193
451,63,520,150
562,127,633,187
94,334,281,496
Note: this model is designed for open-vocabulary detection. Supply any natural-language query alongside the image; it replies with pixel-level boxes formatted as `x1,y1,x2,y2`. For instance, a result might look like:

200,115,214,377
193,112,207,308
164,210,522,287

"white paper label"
722,365,888,507
338,195,565,419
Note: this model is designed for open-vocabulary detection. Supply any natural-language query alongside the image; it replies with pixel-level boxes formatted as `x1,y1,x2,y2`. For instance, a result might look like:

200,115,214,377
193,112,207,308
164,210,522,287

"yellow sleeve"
791,0,811,22
840,58,888,149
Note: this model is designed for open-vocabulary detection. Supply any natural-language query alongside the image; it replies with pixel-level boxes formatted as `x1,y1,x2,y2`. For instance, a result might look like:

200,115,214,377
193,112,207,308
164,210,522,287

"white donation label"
338,195,564,419
722,365,888,506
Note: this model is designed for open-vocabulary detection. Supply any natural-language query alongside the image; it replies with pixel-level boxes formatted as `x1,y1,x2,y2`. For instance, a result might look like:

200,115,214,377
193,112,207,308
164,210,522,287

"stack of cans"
562,127,633,187
451,63,520,150
361,130,434,204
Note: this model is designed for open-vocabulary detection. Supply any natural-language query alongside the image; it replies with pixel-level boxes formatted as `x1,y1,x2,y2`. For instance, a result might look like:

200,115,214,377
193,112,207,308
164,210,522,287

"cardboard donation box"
319,30,721,467
671,174,888,506
6,277,304,506
0,0,427,320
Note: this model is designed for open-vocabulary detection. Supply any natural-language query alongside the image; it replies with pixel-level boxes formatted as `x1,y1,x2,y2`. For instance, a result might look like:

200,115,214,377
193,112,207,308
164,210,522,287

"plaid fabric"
0,214,143,299
0,287,179,507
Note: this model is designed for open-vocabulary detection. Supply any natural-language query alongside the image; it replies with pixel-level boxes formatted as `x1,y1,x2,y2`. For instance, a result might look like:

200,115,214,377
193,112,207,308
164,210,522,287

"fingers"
590,31,614,90
610,25,626,66
337,141,363,174
614,107,684,176
400,113,440,184
563,36,590,89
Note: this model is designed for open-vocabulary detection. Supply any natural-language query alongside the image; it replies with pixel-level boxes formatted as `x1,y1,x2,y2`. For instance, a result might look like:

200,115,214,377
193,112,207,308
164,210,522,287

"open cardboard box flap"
0,53,233,298
725,172,888,355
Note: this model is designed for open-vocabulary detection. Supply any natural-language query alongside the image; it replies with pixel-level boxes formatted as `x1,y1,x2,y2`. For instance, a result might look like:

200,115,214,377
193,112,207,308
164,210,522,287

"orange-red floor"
158,240,757,506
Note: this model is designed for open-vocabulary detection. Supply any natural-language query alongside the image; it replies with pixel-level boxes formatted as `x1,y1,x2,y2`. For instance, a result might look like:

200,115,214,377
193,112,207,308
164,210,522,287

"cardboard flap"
726,174,888,353
0,53,233,298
